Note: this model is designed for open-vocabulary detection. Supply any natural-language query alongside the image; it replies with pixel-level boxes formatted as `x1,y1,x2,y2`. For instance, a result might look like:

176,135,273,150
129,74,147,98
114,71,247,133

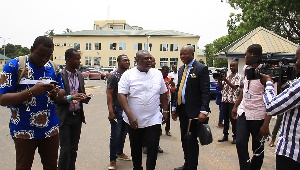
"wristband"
163,110,169,113
68,95,72,101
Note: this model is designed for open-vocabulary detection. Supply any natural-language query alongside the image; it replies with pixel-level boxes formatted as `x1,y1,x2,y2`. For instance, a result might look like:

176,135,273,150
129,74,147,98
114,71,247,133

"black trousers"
236,113,264,170
128,124,161,170
58,111,82,170
178,105,199,170
222,102,236,138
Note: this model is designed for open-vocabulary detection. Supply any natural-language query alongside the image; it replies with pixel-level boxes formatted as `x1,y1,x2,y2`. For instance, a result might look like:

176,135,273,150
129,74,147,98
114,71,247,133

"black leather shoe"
142,147,147,154
218,136,228,142
231,139,236,144
174,165,188,170
166,131,172,136
158,146,163,153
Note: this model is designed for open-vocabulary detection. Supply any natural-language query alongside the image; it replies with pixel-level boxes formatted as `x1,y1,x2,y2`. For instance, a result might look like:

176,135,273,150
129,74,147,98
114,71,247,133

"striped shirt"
263,80,300,163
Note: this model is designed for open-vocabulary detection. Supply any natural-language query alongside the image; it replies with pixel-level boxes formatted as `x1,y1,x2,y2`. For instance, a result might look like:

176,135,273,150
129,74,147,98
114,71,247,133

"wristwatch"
201,111,209,116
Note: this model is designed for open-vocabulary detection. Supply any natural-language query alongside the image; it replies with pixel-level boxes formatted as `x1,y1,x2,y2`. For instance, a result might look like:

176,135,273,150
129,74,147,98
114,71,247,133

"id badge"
245,91,251,99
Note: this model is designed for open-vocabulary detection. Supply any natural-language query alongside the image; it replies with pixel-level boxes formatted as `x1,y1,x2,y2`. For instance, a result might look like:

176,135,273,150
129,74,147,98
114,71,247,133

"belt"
69,110,80,116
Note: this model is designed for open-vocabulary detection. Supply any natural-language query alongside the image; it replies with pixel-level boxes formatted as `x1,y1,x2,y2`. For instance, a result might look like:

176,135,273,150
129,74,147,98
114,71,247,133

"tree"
0,43,30,59
204,35,231,68
63,28,72,33
225,0,300,44
44,29,55,40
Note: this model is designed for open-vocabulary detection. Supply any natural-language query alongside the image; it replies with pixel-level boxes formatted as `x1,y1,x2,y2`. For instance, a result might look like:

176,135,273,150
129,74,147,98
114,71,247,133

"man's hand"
80,94,91,103
108,111,116,123
162,111,168,124
198,112,207,124
128,116,138,129
71,93,85,101
259,125,270,139
231,106,238,119
260,73,273,86
171,110,177,121
30,83,55,95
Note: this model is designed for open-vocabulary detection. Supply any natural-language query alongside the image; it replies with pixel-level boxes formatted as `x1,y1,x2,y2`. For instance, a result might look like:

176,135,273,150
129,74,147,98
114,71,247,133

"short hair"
117,54,127,62
161,66,169,71
32,36,54,49
247,44,262,57
65,48,78,60
136,50,148,60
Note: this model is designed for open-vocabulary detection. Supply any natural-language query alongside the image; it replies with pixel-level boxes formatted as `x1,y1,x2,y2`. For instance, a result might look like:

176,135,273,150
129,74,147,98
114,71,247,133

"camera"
245,57,296,82
212,68,228,80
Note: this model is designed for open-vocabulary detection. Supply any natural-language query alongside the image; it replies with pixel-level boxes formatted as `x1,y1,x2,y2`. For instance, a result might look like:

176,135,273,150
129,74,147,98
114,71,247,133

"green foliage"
204,35,232,67
226,0,300,44
0,43,30,59
44,29,55,40
64,28,72,33
214,58,228,68
205,0,299,68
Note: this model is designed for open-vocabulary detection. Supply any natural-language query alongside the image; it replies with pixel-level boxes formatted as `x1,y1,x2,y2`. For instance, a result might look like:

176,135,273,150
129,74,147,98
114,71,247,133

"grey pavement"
0,80,277,170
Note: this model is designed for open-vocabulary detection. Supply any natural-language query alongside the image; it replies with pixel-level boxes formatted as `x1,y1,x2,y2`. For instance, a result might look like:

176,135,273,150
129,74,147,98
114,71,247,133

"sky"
0,0,240,49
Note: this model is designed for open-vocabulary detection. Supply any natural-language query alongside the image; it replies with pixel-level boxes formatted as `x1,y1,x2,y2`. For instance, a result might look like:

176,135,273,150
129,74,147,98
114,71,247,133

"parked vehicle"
81,71,89,80
88,70,102,80
209,75,218,97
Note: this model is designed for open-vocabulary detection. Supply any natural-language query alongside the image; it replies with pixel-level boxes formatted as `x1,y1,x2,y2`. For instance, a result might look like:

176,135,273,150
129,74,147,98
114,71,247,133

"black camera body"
213,68,228,80
245,58,296,82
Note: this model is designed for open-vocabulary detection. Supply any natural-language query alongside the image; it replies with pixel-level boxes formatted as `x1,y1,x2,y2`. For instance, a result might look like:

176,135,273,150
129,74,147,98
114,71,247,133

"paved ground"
0,80,277,170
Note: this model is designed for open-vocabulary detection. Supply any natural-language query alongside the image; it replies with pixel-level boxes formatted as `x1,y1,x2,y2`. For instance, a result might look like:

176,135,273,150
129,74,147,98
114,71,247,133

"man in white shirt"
168,65,178,87
118,50,168,170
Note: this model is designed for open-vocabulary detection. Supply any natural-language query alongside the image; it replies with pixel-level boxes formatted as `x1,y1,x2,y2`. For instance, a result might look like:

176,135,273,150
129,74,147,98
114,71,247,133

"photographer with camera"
231,44,271,170
217,61,242,144
260,46,300,170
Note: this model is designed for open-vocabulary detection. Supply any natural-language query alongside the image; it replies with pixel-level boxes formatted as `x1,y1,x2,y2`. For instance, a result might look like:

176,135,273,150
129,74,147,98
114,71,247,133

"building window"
160,44,168,51
144,43,152,51
74,43,80,50
170,58,178,67
110,43,117,50
170,44,179,51
85,56,92,66
134,43,142,51
94,43,101,50
109,57,116,66
94,57,101,66
160,58,168,67
86,43,92,50
119,43,126,50
187,44,196,52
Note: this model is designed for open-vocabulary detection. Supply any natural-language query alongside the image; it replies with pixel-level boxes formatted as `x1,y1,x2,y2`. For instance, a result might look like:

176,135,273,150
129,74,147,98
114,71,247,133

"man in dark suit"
172,45,210,170
55,48,91,170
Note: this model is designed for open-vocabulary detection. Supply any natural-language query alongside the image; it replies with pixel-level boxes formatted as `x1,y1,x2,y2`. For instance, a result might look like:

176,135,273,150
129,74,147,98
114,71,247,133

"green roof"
54,30,199,38
0,54,11,60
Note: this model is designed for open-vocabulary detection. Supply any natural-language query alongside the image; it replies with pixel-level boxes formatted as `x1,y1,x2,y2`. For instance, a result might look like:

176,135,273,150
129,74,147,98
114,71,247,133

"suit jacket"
55,68,86,126
175,60,210,118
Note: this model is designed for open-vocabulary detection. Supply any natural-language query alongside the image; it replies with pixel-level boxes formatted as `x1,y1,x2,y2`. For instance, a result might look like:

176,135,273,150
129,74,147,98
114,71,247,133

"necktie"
177,65,188,105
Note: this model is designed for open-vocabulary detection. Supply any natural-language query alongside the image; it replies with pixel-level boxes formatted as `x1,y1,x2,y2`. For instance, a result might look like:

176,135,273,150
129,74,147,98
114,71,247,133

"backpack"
17,55,59,84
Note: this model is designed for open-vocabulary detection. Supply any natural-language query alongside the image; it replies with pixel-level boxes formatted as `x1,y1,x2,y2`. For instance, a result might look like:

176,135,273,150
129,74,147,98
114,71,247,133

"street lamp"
145,34,150,51
0,37,10,67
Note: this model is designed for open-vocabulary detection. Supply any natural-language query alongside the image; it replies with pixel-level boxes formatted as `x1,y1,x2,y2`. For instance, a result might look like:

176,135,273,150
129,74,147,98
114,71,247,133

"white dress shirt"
118,67,168,128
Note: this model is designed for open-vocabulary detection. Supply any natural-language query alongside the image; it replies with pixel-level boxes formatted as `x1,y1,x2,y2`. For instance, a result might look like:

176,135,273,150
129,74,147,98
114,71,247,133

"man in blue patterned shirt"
261,46,300,170
0,36,65,170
